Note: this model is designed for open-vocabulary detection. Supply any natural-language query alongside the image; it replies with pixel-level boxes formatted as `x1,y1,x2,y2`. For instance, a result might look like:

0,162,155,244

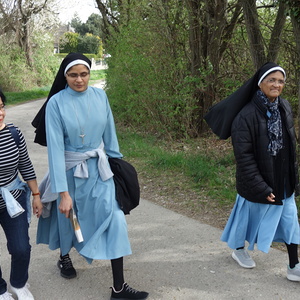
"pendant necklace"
71,97,91,144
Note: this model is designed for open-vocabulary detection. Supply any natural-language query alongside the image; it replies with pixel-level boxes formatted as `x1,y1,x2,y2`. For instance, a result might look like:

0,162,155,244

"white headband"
64,59,91,75
258,66,286,86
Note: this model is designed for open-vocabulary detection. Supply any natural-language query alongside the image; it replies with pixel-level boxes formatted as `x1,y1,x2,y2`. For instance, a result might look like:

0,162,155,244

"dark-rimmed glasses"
66,72,90,79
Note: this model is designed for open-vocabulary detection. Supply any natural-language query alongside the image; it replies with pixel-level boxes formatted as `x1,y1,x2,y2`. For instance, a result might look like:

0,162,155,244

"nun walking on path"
32,53,148,300
205,62,300,280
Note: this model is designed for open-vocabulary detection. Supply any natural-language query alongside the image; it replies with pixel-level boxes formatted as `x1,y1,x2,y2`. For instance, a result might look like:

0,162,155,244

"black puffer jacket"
231,93,299,205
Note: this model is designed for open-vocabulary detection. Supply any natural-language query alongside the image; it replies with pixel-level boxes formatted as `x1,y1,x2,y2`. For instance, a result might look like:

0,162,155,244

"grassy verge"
116,126,237,228
89,69,107,82
116,126,300,235
6,88,51,105
5,70,106,105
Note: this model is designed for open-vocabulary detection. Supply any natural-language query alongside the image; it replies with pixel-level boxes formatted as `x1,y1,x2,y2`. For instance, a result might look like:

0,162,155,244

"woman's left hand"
32,196,43,218
27,179,43,217
266,193,275,202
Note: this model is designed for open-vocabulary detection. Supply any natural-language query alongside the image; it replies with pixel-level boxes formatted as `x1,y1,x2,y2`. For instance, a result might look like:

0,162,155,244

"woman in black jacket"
206,63,300,281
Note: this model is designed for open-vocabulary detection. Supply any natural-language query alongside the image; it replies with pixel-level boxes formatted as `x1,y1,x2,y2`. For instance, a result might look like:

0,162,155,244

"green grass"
5,70,106,105
90,69,107,81
117,127,300,218
6,88,51,105
185,154,236,205
117,127,237,207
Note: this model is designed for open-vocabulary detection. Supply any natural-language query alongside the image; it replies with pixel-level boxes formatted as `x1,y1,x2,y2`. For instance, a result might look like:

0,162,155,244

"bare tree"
194,0,286,133
94,0,121,44
241,0,287,69
185,0,243,134
0,0,52,68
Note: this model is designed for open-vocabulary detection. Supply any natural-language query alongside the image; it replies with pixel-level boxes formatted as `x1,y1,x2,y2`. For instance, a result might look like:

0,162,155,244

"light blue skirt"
37,159,132,263
221,194,300,253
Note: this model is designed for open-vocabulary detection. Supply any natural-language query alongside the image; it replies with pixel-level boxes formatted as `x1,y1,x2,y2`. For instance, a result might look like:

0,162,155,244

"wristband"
32,192,40,196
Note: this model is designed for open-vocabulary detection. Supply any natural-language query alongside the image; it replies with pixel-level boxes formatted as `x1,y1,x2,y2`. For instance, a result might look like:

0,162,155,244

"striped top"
0,125,36,210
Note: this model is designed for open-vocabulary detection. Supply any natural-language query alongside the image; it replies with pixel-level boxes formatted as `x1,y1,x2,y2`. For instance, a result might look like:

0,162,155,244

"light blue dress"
221,194,300,253
37,86,132,263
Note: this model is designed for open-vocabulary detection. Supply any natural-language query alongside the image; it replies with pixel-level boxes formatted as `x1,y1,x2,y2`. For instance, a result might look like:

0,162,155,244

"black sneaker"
110,283,149,300
57,254,77,279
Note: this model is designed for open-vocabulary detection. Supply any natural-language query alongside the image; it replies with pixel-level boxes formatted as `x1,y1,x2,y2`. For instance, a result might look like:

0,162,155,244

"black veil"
32,53,91,146
204,62,284,139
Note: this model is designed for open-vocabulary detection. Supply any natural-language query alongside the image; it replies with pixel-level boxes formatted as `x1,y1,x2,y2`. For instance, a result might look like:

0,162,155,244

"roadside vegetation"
116,127,237,228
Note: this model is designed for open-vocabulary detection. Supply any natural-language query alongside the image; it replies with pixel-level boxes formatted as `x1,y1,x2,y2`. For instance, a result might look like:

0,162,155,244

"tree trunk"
241,0,266,68
95,0,121,44
267,1,286,62
290,12,300,144
185,0,202,77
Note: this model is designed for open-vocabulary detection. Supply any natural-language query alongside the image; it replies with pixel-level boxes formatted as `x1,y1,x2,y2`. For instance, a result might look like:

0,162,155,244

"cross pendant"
79,134,85,144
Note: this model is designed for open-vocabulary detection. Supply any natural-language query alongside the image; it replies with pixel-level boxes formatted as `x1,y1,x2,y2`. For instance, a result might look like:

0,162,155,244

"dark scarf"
31,53,92,146
257,90,283,156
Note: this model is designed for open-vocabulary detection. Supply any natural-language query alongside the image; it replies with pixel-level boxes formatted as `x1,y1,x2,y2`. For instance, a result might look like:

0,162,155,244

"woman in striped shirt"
0,89,42,300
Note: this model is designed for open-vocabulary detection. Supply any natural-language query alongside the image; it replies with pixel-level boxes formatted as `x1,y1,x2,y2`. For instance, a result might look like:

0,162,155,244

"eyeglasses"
66,72,90,79
0,105,5,111
264,78,285,86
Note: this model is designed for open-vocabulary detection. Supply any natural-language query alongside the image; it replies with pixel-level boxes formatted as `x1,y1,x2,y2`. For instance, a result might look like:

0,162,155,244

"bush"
0,48,34,91
32,34,61,87
0,35,60,92
106,20,195,139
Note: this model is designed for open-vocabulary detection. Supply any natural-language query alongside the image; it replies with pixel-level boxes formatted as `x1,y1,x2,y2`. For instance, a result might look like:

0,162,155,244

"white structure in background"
91,58,108,70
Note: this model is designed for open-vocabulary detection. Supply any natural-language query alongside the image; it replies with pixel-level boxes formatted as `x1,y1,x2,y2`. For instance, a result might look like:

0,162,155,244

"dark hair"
0,89,6,104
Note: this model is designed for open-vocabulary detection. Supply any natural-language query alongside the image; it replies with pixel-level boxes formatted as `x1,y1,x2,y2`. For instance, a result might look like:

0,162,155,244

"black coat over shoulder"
108,158,140,214
231,94,299,205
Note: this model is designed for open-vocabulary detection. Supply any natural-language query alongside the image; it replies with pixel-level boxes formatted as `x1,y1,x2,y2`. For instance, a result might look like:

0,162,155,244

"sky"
57,0,100,23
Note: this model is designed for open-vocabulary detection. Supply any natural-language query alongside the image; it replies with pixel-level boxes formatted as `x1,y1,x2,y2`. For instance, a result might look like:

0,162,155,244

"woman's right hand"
266,193,275,203
59,191,73,218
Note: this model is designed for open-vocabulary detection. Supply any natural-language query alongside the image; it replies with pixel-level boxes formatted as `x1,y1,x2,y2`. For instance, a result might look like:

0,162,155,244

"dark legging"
286,243,299,269
111,257,125,290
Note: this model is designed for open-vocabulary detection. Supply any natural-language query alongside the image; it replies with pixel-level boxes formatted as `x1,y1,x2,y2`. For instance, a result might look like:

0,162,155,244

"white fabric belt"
39,142,114,218
65,142,113,180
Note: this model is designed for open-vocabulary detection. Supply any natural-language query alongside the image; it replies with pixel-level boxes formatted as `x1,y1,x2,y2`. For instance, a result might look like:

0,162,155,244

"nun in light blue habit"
32,53,149,299
205,62,300,281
